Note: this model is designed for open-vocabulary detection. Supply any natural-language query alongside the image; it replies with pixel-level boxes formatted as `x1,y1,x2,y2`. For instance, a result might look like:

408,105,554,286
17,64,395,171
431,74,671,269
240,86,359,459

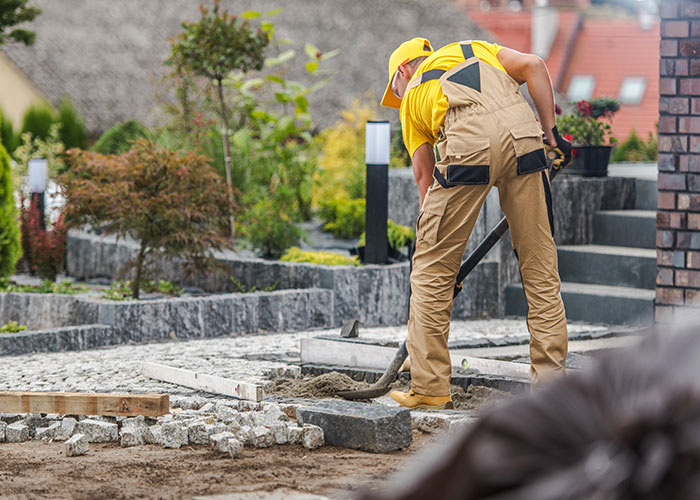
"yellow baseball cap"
380,38,434,109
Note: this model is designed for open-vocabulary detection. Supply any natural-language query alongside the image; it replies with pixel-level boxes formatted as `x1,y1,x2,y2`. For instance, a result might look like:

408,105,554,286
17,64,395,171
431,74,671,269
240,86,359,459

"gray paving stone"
210,431,235,453
297,400,412,453
60,417,77,437
0,421,6,442
157,421,187,449
77,419,118,443
228,438,243,459
35,422,62,441
250,426,274,449
287,426,302,445
65,433,89,456
301,425,324,450
6,422,29,443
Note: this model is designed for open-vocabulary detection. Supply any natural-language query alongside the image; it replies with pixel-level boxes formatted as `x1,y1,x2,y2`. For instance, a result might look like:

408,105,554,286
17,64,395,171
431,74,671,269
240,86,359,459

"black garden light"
364,121,391,264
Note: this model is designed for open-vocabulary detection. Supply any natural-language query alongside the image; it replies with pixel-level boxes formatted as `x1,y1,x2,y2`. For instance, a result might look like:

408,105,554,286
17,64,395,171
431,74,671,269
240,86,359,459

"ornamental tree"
60,140,231,299
0,0,41,46
0,144,21,278
167,0,270,240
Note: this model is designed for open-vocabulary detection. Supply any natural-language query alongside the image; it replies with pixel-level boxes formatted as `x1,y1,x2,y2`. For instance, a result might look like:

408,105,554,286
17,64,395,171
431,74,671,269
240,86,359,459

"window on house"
619,77,646,105
567,75,595,102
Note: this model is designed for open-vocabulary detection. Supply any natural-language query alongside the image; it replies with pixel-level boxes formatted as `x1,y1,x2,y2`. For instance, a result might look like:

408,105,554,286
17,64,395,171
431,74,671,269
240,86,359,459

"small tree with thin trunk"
60,140,231,299
167,0,270,241
0,0,41,47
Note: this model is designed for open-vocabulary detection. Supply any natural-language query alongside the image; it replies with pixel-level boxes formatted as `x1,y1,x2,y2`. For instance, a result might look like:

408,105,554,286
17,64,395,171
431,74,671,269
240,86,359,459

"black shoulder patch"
446,62,481,92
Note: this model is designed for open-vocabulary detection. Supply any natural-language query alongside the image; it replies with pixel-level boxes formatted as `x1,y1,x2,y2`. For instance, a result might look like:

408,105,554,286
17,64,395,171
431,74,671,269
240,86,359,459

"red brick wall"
657,0,700,321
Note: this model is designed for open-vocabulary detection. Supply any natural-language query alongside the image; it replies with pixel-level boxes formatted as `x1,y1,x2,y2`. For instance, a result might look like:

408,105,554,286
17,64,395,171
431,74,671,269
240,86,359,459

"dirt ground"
268,372,510,411
0,436,432,500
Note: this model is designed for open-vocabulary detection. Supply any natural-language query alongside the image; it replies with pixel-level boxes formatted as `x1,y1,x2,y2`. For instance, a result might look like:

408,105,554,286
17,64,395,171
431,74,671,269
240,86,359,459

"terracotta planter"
565,145,613,177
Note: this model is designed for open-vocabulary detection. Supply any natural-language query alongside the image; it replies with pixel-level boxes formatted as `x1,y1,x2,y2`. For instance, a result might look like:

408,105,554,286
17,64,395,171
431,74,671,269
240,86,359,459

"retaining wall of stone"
64,172,638,325
0,289,336,356
0,293,98,331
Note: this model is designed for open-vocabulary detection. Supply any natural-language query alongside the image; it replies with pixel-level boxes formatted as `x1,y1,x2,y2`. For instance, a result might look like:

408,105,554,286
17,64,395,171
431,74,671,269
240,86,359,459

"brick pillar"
657,0,700,322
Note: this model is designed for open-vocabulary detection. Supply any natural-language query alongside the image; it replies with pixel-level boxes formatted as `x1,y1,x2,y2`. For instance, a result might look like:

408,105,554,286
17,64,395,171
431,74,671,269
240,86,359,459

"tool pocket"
417,195,447,245
443,135,490,185
509,122,547,175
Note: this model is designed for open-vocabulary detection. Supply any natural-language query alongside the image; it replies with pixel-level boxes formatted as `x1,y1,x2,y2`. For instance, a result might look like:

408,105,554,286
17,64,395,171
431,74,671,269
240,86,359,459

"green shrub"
359,220,415,250
280,247,360,266
230,277,277,293
0,144,21,278
20,102,55,142
0,321,26,333
611,130,658,163
319,197,365,239
0,107,17,153
92,120,148,155
57,98,87,149
143,280,183,297
0,278,88,294
239,197,301,258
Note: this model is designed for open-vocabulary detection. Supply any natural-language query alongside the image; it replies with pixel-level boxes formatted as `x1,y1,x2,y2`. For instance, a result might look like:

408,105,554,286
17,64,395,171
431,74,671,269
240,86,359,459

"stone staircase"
506,178,657,326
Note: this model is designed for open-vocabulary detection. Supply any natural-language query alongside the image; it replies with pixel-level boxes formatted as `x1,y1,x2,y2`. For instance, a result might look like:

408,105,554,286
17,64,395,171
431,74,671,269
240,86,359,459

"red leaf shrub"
19,194,66,281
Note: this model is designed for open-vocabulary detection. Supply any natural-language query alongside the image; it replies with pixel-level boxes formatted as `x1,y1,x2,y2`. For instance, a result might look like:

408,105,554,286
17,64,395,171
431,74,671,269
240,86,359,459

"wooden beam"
300,337,531,379
142,362,263,402
0,392,169,417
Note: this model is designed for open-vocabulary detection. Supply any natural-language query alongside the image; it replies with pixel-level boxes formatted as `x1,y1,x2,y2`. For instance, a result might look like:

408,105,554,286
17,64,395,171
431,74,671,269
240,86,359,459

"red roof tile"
467,9,660,141
561,20,660,140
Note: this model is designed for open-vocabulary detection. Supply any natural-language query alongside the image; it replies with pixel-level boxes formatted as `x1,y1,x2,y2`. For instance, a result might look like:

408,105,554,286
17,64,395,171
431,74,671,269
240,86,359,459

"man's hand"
412,143,436,207
544,126,572,169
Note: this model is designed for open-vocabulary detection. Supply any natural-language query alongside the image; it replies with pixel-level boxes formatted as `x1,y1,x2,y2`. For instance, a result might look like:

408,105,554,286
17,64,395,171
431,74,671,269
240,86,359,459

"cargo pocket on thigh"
416,195,447,246
510,122,547,175
443,136,490,185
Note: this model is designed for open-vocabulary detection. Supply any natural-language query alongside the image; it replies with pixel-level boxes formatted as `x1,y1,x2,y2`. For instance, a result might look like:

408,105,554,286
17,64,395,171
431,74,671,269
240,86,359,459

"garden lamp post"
365,121,390,264
28,158,48,229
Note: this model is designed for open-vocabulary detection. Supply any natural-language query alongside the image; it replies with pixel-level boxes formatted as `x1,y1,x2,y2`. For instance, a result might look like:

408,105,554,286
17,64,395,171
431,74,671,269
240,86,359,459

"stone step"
635,179,657,210
557,245,656,289
592,210,656,249
505,282,655,326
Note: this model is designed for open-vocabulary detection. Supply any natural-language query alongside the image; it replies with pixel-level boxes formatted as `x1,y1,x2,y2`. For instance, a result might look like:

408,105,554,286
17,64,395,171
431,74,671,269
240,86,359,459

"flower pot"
565,145,613,177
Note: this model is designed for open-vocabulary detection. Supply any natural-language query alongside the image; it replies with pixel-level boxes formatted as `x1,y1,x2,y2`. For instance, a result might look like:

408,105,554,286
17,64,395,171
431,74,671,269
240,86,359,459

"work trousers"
407,99,568,395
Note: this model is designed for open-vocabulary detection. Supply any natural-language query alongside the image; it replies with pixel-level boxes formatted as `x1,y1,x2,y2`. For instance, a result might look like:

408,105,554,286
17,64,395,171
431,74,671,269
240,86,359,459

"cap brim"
380,80,402,109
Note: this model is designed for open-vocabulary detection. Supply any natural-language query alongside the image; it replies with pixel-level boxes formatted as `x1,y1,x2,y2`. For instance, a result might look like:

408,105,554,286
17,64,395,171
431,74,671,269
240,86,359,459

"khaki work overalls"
406,42,568,395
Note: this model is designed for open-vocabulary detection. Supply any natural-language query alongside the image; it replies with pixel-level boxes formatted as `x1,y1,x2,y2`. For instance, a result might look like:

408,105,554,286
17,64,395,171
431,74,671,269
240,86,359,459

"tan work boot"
390,390,453,410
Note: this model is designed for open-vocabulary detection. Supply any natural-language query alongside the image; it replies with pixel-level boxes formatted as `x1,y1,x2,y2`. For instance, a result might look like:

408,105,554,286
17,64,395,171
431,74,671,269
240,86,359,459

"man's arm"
412,143,435,207
496,48,556,145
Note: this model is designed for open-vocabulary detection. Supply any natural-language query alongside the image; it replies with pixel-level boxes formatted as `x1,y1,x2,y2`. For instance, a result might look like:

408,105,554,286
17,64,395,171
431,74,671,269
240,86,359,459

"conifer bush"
92,120,148,155
20,102,55,142
0,144,21,278
0,107,17,153
57,98,87,150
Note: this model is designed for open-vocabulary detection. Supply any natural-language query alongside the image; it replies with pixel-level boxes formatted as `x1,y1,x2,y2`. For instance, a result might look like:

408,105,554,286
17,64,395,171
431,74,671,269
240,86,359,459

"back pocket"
444,135,490,185
509,122,546,175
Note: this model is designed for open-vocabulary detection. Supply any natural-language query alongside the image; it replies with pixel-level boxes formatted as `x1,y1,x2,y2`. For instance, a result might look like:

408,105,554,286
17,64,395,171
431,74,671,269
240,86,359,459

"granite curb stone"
297,400,411,453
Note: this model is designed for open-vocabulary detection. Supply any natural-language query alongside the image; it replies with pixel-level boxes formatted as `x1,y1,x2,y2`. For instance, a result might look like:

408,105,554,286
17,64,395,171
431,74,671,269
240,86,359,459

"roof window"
619,77,646,105
567,75,595,102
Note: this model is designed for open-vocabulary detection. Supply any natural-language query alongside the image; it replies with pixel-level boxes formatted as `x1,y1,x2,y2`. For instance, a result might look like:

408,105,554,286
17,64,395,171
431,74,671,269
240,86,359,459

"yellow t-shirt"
400,40,506,158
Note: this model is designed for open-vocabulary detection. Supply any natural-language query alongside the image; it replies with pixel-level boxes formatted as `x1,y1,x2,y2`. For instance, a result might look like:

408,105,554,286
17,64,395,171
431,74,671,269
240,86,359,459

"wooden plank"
300,338,397,370
0,392,169,417
142,362,263,402
300,337,530,379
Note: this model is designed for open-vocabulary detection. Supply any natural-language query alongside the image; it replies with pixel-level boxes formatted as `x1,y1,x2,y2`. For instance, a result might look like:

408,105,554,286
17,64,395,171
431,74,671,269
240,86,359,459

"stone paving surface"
0,319,607,397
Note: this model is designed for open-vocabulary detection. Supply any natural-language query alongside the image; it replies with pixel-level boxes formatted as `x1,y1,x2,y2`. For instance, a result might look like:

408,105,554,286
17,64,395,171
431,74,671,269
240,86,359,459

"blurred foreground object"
359,329,700,500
